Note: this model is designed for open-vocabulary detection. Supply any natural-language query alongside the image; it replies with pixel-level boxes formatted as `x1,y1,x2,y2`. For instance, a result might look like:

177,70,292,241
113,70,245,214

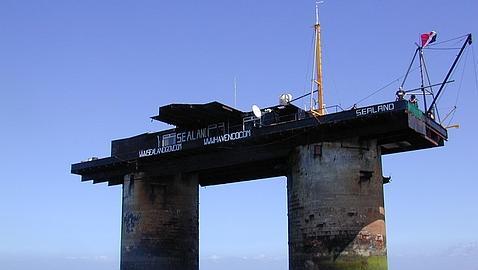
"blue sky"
0,0,477,269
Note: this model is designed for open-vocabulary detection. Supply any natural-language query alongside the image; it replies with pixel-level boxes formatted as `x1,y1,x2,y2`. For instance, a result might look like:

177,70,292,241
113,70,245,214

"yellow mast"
312,1,325,115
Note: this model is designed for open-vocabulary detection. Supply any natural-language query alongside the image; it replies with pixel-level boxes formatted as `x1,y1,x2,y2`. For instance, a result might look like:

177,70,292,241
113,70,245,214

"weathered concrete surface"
121,172,199,270
288,139,387,270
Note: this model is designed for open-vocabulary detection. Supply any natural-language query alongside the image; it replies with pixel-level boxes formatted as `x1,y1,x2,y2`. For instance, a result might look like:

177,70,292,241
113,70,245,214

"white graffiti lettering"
356,103,395,117
203,130,252,145
138,144,182,157
139,129,252,158
176,128,208,144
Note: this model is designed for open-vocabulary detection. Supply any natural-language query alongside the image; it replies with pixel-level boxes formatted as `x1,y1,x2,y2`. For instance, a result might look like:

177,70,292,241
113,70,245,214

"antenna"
316,1,324,24
233,76,237,108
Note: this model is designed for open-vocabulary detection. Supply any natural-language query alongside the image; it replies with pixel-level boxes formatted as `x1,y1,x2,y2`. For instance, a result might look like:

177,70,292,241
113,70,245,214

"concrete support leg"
120,172,199,270
288,139,387,270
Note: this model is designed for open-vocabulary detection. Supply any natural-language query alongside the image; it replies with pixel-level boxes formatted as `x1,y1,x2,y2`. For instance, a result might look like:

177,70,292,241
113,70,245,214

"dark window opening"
359,170,373,182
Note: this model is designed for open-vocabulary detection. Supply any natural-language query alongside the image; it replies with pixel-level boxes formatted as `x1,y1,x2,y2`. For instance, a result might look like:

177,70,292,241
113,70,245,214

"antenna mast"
311,1,325,115
234,76,237,108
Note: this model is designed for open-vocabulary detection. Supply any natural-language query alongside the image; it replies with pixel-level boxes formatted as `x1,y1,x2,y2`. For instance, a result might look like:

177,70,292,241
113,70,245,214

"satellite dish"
252,105,262,118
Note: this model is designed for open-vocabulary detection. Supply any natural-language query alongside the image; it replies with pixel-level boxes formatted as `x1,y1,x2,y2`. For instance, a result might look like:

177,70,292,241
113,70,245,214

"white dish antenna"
252,105,262,118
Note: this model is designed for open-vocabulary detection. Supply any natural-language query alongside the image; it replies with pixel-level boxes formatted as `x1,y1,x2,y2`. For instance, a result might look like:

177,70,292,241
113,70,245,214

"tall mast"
311,1,325,115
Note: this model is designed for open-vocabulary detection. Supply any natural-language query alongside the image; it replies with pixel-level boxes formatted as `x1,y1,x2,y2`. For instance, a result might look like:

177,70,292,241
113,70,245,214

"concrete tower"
120,173,199,270
288,140,387,269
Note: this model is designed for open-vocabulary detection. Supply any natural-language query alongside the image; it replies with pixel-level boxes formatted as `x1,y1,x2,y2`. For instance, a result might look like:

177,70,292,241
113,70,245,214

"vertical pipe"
121,172,199,270
418,48,428,113
310,26,318,111
288,139,387,270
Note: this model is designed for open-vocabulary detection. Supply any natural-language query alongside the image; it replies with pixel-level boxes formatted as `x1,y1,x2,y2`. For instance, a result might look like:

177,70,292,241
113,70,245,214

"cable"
353,79,398,106
289,90,318,103
446,106,457,127
353,67,419,107
454,48,469,106
472,45,478,96
426,34,469,47
435,46,469,107
428,34,472,115
403,81,454,93
424,47,461,51
303,30,315,98
400,48,419,88
421,52,441,121
443,49,469,127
